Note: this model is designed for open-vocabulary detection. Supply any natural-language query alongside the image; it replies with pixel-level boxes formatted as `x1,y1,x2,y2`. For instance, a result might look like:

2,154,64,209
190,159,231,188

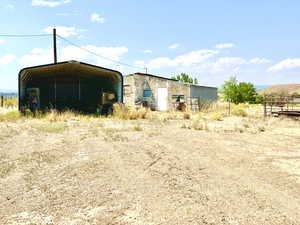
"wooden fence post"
1,95,3,107
228,99,231,116
263,101,267,117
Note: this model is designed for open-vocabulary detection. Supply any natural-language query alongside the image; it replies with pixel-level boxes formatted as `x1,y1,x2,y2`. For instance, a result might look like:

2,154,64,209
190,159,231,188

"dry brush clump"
199,101,229,114
0,109,96,123
39,109,96,122
232,108,248,117
181,120,209,131
113,103,152,120
198,101,264,119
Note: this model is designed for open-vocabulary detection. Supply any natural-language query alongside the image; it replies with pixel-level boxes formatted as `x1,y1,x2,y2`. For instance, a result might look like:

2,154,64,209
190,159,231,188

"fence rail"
172,97,214,112
263,94,300,117
0,95,18,108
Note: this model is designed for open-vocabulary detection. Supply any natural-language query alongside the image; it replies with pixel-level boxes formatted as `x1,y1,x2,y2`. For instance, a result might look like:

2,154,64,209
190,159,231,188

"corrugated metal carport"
19,61,123,113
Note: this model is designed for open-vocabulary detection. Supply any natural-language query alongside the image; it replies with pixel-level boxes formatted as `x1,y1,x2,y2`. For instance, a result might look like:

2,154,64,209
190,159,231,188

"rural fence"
0,95,18,108
263,94,300,117
172,96,218,112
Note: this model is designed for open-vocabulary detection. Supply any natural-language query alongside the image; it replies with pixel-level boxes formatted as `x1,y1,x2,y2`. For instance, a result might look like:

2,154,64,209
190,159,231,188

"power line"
0,34,51,37
57,35,147,72
0,32,148,73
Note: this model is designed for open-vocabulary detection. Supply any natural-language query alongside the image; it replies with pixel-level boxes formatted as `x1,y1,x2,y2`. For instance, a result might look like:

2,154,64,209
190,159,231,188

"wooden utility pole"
53,28,57,64
53,28,57,108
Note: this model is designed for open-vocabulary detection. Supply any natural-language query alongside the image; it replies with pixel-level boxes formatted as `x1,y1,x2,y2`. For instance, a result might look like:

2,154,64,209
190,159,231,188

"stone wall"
124,73,218,111
123,75,135,107
132,74,190,110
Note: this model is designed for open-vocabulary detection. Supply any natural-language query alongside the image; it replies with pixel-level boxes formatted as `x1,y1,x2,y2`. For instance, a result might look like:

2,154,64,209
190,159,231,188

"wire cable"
0,34,51,37
0,32,148,72
57,35,147,71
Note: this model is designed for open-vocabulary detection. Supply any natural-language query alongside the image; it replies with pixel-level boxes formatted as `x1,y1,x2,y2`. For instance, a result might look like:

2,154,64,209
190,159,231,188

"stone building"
123,73,218,111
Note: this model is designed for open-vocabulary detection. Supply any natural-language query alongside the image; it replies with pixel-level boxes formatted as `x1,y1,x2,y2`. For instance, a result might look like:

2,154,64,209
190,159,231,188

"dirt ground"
0,115,300,225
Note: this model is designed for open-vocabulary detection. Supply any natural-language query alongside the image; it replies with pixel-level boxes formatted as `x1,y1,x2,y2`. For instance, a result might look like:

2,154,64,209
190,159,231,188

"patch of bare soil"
0,117,300,225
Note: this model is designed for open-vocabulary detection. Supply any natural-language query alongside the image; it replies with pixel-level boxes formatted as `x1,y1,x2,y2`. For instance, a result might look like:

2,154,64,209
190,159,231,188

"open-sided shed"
19,61,123,113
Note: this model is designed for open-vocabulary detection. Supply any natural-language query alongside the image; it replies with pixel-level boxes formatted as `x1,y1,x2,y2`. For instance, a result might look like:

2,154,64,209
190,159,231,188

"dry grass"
0,153,16,178
40,110,93,122
113,104,151,120
32,122,67,133
0,106,300,224
1,97,18,108
232,107,248,117
0,102,263,124
0,110,21,122
0,109,96,123
181,120,209,131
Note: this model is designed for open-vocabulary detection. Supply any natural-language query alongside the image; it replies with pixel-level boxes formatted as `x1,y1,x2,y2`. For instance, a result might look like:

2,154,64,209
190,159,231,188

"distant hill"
0,89,17,93
0,89,18,97
259,84,300,95
254,85,269,91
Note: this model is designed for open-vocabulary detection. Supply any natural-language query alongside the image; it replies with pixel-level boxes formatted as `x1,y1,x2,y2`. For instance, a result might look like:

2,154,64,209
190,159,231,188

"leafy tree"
220,77,239,103
237,82,257,103
254,94,264,104
220,76,257,104
171,73,199,84
291,92,300,97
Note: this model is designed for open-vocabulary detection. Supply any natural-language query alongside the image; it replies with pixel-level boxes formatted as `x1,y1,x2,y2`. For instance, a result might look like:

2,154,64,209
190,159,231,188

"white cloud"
90,13,106,24
249,57,271,64
20,45,128,69
32,0,71,7
31,48,45,54
0,54,15,65
60,45,128,65
135,49,218,70
0,40,5,44
168,43,180,49
135,57,177,70
215,43,235,49
143,49,153,54
44,26,79,37
20,49,52,66
134,50,250,86
208,57,246,73
267,58,300,72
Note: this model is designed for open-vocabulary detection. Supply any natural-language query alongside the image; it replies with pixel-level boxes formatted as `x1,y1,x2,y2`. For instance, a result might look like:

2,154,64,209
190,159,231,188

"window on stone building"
143,90,152,97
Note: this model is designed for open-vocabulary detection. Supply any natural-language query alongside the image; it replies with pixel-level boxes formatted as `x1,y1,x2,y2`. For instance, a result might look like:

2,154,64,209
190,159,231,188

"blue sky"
1,0,300,91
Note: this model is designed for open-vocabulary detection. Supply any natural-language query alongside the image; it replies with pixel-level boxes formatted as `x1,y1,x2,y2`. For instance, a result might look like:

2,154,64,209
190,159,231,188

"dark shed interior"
19,61,123,113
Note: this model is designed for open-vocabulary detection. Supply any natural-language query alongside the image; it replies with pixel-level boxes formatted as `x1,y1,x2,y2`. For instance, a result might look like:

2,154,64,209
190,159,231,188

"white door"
157,88,168,111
